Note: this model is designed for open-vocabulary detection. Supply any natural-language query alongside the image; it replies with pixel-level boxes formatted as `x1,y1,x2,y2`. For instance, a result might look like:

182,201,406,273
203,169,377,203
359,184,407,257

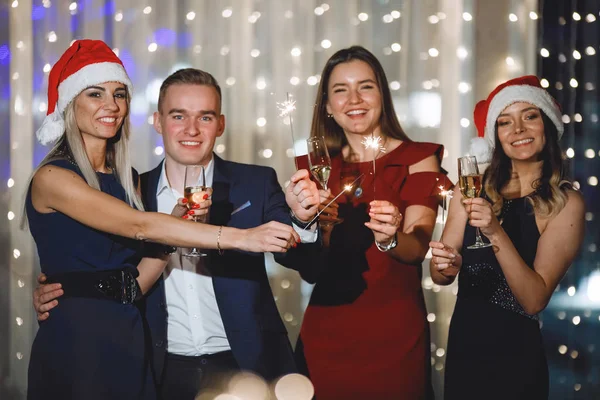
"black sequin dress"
444,196,549,400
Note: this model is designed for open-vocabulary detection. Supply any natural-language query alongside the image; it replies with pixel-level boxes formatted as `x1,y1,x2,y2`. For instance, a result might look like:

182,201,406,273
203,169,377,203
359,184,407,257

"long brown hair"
310,45,410,158
484,112,572,217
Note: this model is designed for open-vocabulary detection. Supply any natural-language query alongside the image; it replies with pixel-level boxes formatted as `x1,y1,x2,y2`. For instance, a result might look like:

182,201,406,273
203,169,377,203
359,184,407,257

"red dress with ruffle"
299,141,449,400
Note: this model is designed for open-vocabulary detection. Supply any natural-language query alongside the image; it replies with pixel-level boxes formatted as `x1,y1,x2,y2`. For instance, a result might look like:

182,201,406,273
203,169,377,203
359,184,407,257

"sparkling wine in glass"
307,136,332,190
183,165,212,257
458,156,492,249
306,136,342,226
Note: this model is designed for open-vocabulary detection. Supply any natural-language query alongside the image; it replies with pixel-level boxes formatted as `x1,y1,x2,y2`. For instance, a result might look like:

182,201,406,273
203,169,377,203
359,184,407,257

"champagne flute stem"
475,227,485,245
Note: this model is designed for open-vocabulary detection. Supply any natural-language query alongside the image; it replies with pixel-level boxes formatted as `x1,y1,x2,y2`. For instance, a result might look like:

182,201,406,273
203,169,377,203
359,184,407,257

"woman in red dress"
297,46,449,399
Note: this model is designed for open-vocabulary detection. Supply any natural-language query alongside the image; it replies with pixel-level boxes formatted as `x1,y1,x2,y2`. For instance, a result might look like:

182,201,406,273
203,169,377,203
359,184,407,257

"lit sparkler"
302,173,365,230
361,134,386,196
277,92,298,169
438,185,454,226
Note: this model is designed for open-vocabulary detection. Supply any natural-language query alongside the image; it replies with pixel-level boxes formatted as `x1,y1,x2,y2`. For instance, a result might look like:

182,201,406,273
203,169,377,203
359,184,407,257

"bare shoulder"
408,154,440,174
540,189,585,235
33,164,84,189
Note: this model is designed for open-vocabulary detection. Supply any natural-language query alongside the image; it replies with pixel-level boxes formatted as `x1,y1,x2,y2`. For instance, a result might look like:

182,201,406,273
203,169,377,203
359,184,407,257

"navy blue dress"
26,159,155,400
444,196,549,400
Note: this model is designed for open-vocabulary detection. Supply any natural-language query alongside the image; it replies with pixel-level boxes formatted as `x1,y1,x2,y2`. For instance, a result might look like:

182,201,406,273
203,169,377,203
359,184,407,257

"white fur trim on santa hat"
36,62,133,146
57,62,132,113
485,84,564,142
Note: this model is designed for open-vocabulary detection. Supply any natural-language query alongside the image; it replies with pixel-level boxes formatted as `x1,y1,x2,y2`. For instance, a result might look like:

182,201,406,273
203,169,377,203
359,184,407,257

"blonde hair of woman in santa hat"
24,40,304,399
428,76,585,399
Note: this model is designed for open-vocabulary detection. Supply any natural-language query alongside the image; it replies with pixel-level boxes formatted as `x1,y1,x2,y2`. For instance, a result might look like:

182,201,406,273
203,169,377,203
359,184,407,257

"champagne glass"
183,165,212,257
458,156,492,249
307,136,332,190
307,137,342,226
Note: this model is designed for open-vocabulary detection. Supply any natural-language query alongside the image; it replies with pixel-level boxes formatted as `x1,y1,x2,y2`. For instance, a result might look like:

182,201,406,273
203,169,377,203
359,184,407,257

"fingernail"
182,198,188,204
183,215,189,219
296,238,301,243
187,210,195,215
292,243,297,248
203,194,209,200
192,203,200,209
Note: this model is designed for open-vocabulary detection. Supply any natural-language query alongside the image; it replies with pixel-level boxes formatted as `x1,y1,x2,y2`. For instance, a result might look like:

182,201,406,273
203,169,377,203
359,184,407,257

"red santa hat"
469,75,564,164
36,39,133,145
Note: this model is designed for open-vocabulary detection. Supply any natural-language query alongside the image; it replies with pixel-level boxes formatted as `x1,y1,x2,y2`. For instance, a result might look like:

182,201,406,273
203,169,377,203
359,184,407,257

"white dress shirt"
156,158,318,356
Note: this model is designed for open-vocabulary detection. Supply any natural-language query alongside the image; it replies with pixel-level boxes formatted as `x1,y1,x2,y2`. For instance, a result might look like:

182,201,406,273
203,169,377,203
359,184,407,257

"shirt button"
194,314,199,319
155,341,163,347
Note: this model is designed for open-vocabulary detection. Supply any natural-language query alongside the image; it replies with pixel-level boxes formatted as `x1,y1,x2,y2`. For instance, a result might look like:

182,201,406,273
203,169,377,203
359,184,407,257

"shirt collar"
156,156,215,197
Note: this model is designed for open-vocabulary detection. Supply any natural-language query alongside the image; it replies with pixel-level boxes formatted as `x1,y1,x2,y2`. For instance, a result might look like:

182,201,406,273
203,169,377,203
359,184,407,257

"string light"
222,8,232,18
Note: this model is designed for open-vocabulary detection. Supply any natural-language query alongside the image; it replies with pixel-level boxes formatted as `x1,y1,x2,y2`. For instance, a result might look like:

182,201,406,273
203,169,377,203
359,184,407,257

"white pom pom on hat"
36,39,132,146
468,75,564,164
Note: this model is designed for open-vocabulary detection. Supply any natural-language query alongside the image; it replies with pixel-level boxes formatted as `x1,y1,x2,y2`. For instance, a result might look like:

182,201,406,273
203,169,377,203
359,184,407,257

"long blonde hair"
484,112,572,218
22,92,143,227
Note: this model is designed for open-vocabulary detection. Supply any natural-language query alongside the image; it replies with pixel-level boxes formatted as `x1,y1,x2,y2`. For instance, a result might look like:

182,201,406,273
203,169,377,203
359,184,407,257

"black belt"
47,267,142,304
166,351,237,367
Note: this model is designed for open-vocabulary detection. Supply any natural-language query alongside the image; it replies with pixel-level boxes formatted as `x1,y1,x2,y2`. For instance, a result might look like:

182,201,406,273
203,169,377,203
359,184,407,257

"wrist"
375,232,398,252
290,210,317,229
487,227,507,245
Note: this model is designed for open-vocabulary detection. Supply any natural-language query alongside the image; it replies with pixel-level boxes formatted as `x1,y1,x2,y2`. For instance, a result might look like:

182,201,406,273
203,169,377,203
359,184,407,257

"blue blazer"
139,155,323,383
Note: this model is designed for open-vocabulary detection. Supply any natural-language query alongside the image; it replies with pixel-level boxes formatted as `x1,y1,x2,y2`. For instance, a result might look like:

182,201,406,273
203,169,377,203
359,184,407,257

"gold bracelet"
217,225,224,255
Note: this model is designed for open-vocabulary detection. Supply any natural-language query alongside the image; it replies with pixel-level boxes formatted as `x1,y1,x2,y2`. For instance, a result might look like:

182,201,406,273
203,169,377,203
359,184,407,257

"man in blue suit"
34,68,323,399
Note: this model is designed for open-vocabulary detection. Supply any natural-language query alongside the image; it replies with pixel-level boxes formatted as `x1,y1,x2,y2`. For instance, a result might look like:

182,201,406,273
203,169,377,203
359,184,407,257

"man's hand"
33,273,63,321
285,169,320,222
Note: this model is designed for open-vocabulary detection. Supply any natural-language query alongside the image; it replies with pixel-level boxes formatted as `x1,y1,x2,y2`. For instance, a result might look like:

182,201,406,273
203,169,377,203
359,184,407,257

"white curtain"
1,0,538,397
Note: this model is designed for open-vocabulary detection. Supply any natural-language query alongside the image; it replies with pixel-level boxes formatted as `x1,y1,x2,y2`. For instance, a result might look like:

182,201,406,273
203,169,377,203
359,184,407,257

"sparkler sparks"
438,185,454,226
302,173,365,230
277,92,298,168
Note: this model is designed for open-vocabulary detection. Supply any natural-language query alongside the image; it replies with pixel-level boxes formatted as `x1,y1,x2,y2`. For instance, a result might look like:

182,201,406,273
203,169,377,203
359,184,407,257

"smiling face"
74,82,128,145
496,102,546,162
153,83,225,168
325,60,382,138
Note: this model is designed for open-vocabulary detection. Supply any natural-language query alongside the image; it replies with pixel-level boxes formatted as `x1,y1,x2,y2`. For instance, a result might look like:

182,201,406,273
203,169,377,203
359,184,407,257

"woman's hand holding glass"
365,200,402,245
429,241,462,279
462,197,502,239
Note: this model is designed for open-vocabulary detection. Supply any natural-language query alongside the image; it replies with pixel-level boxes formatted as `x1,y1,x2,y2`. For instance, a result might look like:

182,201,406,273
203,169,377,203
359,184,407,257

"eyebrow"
498,106,539,117
85,86,126,92
167,108,218,116
331,78,377,89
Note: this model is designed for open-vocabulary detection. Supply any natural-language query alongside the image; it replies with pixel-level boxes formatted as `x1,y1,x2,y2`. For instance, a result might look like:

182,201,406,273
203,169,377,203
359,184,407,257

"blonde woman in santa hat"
25,40,303,399
429,75,585,399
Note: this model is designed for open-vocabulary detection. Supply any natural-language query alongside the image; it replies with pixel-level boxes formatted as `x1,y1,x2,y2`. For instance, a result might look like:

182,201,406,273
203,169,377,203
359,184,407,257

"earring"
327,113,333,118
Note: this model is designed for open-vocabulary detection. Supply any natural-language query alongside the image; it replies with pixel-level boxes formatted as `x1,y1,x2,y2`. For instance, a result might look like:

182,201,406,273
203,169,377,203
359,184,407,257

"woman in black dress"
429,76,585,400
